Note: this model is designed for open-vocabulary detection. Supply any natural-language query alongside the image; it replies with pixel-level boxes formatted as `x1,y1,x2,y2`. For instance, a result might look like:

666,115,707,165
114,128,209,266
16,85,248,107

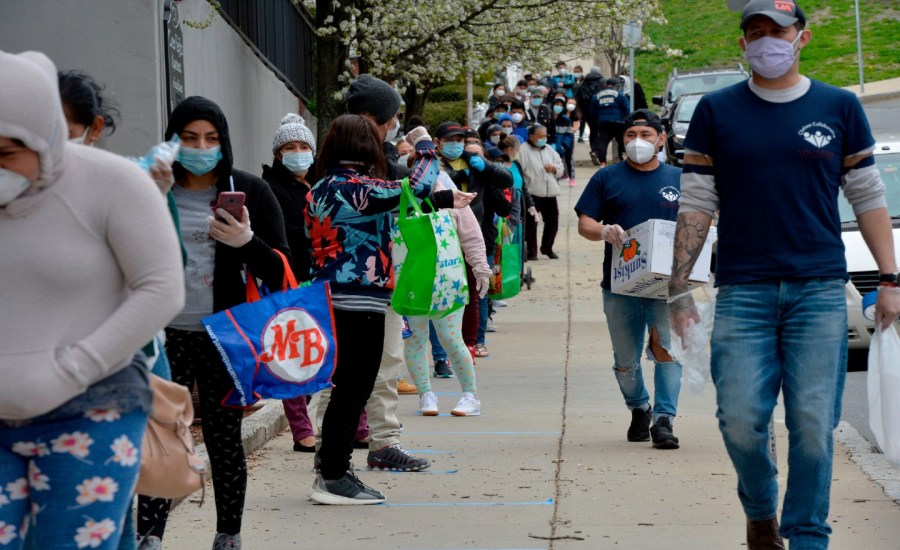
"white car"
842,141,900,349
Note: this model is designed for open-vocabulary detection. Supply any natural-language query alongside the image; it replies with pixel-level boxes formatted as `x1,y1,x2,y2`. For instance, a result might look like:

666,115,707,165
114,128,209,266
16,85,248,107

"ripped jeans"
602,290,682,421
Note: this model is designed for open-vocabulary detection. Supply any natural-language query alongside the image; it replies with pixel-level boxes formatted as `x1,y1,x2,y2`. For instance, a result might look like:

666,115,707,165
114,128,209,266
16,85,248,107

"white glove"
148,155,175,194
600,224,626,247
209,206,254,248
405,126,432,146
528,206,539,220
476,275,491,299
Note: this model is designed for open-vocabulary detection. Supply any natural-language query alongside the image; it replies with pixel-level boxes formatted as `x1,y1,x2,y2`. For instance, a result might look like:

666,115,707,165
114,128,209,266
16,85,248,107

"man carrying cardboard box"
574,109,683,449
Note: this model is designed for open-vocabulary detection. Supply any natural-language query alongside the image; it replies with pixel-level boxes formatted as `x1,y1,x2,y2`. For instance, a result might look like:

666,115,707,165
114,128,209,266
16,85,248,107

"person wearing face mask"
507,101,531,143
1,50,184,550
477,104,507,142
496,113,516,141
518,124,564,261
514,79,529,101
548,98,575,187
574,67,605,144
574,109,684,455
551,62,576,98
137,96,291,550
526,89,551,128
497,136,538,237
261,113,320,454
489,83,506,108
483,124,505,157
588,78,629,167
58,70,120,147
670,2,899,547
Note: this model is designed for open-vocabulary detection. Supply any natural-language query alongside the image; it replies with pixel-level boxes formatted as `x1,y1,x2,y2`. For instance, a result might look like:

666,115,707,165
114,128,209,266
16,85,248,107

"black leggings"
137,328,247,538
318,308,385,480
526,195,560,258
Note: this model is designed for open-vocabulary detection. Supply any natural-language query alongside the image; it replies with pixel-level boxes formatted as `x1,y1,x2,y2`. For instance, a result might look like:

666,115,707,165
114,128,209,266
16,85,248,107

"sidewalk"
165,175,900,549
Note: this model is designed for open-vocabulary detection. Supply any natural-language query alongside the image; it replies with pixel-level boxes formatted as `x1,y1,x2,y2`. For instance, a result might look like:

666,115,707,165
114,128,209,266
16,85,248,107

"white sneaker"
486,318,497,332
494,300,508,307
418,391,439,416
451,392,481,416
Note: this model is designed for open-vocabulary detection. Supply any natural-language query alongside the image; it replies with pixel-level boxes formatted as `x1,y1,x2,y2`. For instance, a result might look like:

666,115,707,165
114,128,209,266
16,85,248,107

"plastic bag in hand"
129,135,181,171
670,298,715,395
868,323,900,467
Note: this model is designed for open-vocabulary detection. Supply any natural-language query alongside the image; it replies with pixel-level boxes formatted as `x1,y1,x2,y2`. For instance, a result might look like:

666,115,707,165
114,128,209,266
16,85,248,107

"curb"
834,420,900,504
857,90,900,105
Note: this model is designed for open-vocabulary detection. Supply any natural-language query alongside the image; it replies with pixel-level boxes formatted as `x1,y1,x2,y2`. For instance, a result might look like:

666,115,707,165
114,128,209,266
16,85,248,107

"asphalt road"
866,96,900,141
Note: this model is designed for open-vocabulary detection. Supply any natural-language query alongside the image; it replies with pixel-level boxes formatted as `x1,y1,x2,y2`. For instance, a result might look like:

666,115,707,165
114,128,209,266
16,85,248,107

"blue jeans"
477,254,495,345
602,290,682,421
429,322,448,362
711,279,847,549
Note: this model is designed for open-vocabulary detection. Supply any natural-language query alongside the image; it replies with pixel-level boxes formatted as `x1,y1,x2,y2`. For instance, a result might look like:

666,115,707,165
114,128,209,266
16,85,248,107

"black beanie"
345,74,401,125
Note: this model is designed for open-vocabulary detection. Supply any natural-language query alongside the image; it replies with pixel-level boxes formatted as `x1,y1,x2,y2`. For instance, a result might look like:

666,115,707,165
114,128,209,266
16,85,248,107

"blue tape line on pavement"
387,469,459,475
382,498,553,507
404,431,560,436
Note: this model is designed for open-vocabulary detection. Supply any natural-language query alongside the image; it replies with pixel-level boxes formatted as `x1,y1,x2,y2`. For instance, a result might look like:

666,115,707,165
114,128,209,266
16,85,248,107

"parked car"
652,66,748,118
841,141,900,349
660,93,704,166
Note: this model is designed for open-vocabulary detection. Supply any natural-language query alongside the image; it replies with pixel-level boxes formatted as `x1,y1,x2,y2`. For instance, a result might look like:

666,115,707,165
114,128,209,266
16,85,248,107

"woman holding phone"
136,96,289,550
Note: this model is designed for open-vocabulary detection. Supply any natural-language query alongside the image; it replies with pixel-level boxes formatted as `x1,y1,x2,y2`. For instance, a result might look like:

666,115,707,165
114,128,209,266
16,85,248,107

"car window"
838,151,900,222
674,98,701,122
668,73,747,103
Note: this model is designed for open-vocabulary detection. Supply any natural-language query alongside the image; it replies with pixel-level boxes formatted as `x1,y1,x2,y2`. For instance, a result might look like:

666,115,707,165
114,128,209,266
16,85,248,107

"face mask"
625,137,660,164
553,105,564,115
511,113,524,124
495,89,505,97
441,141,464,160
502,127,513,135
574,72,583,78
384,119,400,143
493,111,505,120
69,129,90,145
566,103,576,112
744,32,803,80
0,167,31,206
282,151,314,175
531,98,543,107
179,145,222,176
559,69,568,76
490,135,501,145
397,154,410,166
535,138,547,148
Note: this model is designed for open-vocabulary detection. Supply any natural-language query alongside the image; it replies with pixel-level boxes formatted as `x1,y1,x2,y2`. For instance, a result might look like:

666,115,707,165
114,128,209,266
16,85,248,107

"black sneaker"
308,471,386,505
367,444,430,471
433,359,454,378
650,416,680,449
627,406,652,442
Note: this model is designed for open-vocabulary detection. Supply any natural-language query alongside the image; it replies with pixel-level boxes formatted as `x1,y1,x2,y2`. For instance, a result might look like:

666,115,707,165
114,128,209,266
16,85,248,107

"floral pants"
0,407,146,549
404,309,477,394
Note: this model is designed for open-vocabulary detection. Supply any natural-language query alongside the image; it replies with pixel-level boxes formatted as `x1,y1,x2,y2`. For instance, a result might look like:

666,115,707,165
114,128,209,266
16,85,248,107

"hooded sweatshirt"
0,51,185,420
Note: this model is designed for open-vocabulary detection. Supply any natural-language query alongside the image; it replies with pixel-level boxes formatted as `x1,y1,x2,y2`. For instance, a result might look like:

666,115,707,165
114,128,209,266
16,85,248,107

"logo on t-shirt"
659,186,680,203
798,122,836,149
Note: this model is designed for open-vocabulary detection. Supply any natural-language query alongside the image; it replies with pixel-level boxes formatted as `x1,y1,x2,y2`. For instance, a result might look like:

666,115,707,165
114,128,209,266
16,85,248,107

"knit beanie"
344,74,401,125
272,113,316,154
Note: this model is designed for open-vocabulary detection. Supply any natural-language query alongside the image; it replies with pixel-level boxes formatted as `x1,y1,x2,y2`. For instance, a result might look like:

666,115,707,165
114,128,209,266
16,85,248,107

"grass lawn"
638,0,900,100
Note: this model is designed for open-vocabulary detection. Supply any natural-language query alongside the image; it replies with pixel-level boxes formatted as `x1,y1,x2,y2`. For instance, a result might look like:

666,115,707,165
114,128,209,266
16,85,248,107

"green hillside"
637,0,900,101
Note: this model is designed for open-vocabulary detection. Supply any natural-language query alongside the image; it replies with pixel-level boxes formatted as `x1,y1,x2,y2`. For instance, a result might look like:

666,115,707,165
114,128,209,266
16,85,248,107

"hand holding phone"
215,191,245,222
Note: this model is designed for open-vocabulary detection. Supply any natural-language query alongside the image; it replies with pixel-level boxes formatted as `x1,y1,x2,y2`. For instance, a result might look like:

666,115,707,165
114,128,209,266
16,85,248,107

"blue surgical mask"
535,138,547,148
442,141,464,160
179,146,222,176
282,151,314,175
553,105,564,115
493,111,505,120
531,98,543,107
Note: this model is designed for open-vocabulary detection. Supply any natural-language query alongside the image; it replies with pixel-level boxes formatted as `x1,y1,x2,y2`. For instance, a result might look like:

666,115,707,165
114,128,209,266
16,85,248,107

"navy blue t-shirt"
575,162,682,289
684,79,874,285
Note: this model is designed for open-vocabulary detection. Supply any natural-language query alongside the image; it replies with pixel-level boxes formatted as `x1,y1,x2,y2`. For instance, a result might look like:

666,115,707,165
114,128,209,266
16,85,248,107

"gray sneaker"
137,536,162,550
308,471,386,505
367,443,430,471
212,533,241,549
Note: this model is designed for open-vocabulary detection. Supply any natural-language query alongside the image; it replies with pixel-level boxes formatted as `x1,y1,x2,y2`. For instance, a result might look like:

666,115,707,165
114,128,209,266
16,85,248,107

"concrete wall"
0,0,166,156
179,1,302,175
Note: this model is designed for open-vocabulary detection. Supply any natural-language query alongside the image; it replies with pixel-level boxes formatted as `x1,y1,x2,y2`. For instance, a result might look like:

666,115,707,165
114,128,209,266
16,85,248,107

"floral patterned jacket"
305,143,439,298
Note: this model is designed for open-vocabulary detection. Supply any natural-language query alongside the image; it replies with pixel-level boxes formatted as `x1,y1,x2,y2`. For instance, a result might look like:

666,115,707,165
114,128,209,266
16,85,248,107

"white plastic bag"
868,323,900,467
670,291,716,395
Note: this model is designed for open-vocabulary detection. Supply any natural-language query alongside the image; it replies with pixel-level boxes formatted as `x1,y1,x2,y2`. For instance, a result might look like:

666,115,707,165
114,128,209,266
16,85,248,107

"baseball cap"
486,147,509,162
435,121,465,139
623,109,663,133
737,0,806,30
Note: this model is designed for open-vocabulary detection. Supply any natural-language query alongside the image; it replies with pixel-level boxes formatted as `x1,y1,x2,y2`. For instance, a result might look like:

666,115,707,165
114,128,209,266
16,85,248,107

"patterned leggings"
0,407,147,549
137,329,246,538
404,309,477,394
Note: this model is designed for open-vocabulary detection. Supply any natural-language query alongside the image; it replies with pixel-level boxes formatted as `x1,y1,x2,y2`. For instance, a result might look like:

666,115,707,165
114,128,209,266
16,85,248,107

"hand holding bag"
136,374,207,499
868,323,900,467
489,217,522,300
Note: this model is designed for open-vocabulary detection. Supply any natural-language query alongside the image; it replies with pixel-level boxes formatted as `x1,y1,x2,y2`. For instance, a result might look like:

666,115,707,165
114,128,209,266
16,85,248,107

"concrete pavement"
165,169,900,549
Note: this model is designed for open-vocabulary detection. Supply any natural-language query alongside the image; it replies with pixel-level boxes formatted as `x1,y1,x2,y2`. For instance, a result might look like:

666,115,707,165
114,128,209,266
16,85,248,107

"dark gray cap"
738,0,806,30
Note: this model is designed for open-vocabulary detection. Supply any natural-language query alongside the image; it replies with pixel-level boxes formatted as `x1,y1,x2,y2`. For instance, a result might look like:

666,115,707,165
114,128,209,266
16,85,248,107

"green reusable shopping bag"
489,217,521,300
391,179,468,317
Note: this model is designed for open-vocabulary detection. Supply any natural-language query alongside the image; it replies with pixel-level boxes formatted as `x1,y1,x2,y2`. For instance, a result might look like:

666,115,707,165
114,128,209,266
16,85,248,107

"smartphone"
215,191,245,222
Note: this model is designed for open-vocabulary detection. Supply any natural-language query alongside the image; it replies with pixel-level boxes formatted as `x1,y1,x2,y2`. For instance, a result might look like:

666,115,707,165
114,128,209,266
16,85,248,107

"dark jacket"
527,103,552,128
442,151,513,247
165,95,290,312
262,160,313,282
384,141,410,181
575,72,604,110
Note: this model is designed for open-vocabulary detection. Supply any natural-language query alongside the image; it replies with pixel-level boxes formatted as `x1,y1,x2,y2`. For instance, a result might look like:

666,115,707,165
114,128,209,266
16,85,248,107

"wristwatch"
878,272,899,286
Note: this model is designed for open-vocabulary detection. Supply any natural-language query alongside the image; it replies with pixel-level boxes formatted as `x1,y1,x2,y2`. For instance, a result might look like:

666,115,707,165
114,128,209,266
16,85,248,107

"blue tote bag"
202,252,338,408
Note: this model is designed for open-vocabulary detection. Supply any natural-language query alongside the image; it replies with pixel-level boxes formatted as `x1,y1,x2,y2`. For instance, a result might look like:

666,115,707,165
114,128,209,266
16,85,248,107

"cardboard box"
610,219,716,299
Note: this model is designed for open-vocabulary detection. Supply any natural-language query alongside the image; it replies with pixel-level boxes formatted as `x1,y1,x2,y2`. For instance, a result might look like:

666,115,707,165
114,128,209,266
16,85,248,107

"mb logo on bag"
259,308,329,383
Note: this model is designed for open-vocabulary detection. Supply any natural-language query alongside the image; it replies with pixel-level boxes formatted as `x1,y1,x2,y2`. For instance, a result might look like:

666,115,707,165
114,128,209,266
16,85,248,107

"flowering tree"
590,4,666,75
313,0,662,136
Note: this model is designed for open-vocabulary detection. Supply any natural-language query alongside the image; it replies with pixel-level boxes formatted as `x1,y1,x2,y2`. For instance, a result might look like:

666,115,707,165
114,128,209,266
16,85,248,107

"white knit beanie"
272,113,316,154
